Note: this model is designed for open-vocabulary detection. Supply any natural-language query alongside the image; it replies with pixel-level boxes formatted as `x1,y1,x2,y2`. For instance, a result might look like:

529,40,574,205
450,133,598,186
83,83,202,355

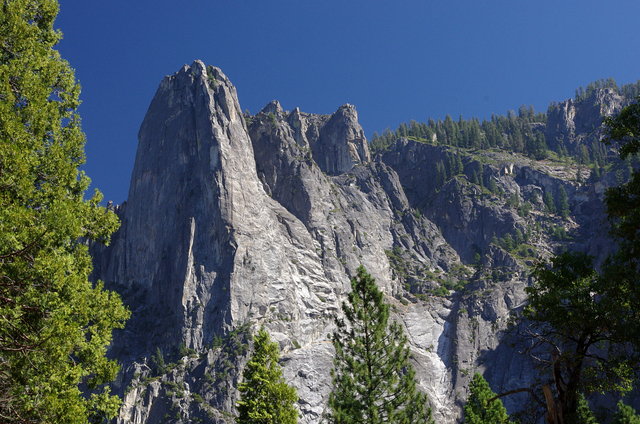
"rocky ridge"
92,61,630,423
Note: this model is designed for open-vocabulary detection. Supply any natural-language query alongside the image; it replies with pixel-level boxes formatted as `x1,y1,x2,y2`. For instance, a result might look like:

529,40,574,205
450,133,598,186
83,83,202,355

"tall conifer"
237,328,298,424
0,1,128,422
463,373,512,424
328,266,433,424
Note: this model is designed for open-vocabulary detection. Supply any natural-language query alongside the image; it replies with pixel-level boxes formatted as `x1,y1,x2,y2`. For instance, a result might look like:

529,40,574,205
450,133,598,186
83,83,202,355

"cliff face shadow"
477,320,545,423
436,319,455,369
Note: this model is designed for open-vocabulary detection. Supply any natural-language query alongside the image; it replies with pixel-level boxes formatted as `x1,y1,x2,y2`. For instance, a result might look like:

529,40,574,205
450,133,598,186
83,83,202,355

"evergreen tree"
612,401,640,424
237,328,299,424
502,233,515,251
471,171,480,185
571,393,598,424
487,178,499,194
463,373,512,424
557,186,570,218
523,252,638,422
578,145,590,164
328,266,433,424
544,190,556,213
455,154,464,175
601,96,640,348
151,347,167,376
0,1,129,422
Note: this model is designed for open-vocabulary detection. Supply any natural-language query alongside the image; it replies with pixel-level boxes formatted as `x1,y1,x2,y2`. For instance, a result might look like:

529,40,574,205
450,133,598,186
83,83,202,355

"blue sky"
57,0,640,203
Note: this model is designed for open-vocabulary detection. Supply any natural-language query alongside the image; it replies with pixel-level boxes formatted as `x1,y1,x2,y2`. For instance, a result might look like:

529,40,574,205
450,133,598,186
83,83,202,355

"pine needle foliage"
328,265,433,424
463,373,512,424
0,1,129,422
237,328,299,424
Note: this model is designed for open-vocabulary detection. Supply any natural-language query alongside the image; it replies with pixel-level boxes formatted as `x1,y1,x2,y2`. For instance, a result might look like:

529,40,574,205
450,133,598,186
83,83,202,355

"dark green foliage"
178,342,197,357
601,94,640,159
237,328,299,424
574,78,618,102
328,266,433,423
463,373,512,424
370,105,548,158
601,96,640,349
151,347,167,376
370,129,397,152
487,178,499,194
0,1,129,422
544,190,556,213
612,401,640,424
502,234,515,251
578,145,590,165
569,393,598,424
528,132,549,160
506,193,520,209
550,225,571,241
370,80,640,167
493,229,532,257
524,252,637,421
517,201,532,217
557,186,570,218
505,99,640,422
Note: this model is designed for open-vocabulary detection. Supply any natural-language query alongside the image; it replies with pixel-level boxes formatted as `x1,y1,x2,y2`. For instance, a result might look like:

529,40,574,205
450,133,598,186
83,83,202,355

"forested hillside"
371,79,640,166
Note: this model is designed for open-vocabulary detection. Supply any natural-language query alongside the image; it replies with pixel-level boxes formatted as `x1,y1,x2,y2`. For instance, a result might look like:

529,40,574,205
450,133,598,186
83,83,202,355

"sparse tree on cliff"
237,328,299,424
557,186,570,218
327,265,433,424
0,0,129,422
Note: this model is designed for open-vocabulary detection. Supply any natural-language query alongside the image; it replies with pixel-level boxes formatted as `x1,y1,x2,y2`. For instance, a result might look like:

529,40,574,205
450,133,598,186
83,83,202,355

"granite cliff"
91,61,633,423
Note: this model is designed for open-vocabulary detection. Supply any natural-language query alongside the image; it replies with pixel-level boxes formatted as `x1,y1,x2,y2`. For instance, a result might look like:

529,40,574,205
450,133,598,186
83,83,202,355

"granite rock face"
93,62,625,423
545,87,626,153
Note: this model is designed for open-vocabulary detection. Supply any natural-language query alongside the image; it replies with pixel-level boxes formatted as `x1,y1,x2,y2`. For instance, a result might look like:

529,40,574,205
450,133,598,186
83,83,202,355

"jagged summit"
252,99,371,175
91,63,635,423
94,63,464,421
260,99,284,115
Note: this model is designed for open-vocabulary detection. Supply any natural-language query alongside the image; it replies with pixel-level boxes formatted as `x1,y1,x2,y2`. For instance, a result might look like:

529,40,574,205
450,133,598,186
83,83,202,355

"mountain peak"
260,99,284,115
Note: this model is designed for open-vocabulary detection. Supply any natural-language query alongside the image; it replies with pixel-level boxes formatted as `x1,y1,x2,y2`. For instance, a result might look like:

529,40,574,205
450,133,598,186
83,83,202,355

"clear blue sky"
57,0,640,203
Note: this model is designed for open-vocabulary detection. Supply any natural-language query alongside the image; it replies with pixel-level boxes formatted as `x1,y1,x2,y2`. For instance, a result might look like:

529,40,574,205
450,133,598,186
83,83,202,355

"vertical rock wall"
93,62,627,423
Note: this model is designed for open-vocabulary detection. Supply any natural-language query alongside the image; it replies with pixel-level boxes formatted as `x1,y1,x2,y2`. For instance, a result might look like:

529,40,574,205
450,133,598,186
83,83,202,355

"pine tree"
544,190,556,213
328,266,433,424
455,154,464,175
557,186,570,218
0,1,129,422
237,328,299,424
570,393,598,424
463,373,512,424
151,347,167,376
523,252,639,422
487,178,499,194
613,401,640,424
